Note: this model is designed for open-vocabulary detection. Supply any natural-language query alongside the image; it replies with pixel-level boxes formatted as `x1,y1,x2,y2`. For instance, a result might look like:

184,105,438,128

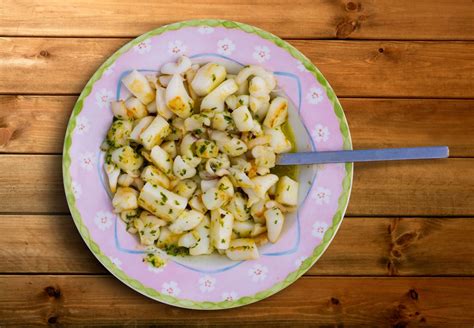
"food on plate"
102,56,298,263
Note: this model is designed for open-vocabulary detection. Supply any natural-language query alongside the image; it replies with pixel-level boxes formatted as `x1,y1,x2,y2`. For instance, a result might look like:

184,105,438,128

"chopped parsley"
163,244,189,257
143,253,166,268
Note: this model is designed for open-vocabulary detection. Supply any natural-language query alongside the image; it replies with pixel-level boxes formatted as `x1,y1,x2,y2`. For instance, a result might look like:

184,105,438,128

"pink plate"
63,19,353,309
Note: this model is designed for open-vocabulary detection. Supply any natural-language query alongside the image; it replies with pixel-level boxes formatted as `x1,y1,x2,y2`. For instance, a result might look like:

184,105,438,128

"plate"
63,19,353,309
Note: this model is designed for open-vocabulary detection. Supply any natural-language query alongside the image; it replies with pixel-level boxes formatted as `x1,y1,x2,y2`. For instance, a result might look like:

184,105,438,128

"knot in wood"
336,20,357,39
345,1,358,11
409,288,419,300
44,286,61,298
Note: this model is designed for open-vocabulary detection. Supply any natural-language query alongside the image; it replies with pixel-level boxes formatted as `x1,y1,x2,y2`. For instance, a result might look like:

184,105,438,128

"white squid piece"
140,165,170,189
111,146,144,175
265,207,285,243
138,182,187,221
173,155,197,180
125,97,148,119
105,163,120,193
165,74,194,118
200,79,238,112
189,215,213,255
232,105,254,132
155,86,174,119
122,70,156,105
169,209,204,234
161,56,192,75
225,238,259,261
191,63,227,96
275,176,299,206
112,187,138,212
263,96,288,128
129,116,154,143
210,208,234,249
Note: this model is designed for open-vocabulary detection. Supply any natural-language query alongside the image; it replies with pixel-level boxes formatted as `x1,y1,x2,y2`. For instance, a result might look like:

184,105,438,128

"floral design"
95,88,114,109
162,281,181,297
312,221,329,239
222,291,238,301
248,264,268,282
111,257,122,269
198,275,216,293
198,26,214,34
312,186,332,205
133,39,152,54
71,181,82,200
79,152,96,171
306,87,324,105
294,256,307,268
217,38,236,56
311,124,330,143
94,211,114,231
253,45,271,63
75,116,90,135
168,40,187,56
296,60,307,72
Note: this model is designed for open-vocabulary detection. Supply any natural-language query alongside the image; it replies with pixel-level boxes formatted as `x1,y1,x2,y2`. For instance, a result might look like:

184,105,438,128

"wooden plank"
0,156,473,216
0,96,74,154
1,38,473,98
1,0,473,40
1,215,472,276
2,96,474,157
0,155,66,213
342,98,474,157
0,275,472,326
0,215,105,274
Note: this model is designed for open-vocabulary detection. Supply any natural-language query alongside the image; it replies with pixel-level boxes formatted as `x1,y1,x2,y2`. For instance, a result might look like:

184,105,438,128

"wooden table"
1,1,473,326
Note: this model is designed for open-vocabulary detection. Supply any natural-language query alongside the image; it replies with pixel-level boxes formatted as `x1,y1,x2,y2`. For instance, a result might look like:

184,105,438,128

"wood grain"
1,38,473,98
0,96,74,153
1,0,473,40
0,275,472,326
2,96,474,156
0,156,473,216
1,215,472,276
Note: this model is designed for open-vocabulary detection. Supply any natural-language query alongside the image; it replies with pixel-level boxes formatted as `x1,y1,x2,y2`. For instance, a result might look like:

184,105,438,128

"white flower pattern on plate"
162,281,180,296
134,39,152,54
311,124,330,142
95,88,114,109
312,221,329,239
75,116,90,135
312,186,331,205
306,87,324,105
217,38,236,56
222,291,238,301
94,211,114,231
199,275,216,293
103,62,116,76
71,181,82,200
296,60,307,72
253,46,270,63
294,256,307,268
248,264,268,282
79,152,96,171
111,257,122,269
198,26,214,34
168,40,187,56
